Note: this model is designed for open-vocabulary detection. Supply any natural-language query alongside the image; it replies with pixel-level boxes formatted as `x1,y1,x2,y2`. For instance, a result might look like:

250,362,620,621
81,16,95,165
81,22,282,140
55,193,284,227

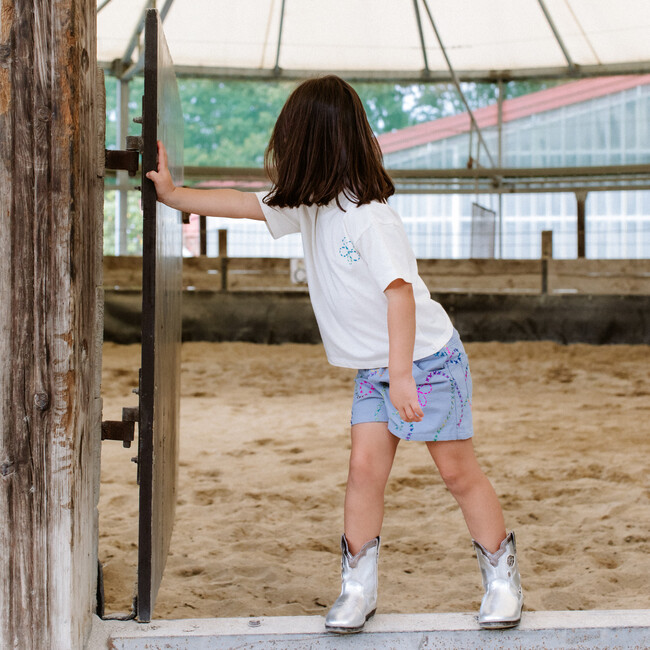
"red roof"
378,75,650,155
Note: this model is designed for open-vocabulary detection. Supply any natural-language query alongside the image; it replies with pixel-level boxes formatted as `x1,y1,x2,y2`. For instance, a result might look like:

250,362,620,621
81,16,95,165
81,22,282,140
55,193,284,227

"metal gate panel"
137,8,184,623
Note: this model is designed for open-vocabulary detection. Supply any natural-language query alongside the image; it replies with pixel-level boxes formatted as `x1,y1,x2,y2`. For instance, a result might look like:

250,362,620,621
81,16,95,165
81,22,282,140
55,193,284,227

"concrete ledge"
89,610,650,649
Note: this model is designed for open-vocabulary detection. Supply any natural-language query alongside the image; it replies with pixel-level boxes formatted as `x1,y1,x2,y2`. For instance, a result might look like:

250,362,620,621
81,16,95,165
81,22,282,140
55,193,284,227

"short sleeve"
255,191,301,239
355,221,418,292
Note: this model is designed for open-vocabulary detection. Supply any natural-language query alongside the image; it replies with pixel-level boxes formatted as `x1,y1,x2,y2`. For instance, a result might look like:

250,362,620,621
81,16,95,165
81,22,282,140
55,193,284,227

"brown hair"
264,75,394,209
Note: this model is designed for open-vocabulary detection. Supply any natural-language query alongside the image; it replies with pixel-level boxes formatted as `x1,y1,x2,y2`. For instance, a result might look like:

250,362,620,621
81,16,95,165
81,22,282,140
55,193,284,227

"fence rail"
103,256,650,295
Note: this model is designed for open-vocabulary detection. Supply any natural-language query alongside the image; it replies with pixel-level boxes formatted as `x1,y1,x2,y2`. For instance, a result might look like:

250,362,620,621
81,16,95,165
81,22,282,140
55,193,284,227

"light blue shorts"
350,330,474,442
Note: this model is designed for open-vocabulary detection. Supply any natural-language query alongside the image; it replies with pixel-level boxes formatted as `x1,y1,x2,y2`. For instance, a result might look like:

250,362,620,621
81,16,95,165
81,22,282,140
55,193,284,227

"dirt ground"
99,340,650,619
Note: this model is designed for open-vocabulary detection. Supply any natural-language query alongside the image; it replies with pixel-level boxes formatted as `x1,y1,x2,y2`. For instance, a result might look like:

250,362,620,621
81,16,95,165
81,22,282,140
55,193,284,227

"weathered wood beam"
0,1,102,648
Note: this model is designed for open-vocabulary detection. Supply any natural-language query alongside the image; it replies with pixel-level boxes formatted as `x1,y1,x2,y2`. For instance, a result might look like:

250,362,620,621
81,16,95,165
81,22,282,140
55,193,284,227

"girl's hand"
145,144,266,219
145,141,176,204
389,374,424,423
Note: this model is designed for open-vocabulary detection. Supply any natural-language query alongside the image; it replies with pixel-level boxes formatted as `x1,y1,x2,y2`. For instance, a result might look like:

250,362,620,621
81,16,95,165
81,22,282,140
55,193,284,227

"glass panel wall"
103,77,650,259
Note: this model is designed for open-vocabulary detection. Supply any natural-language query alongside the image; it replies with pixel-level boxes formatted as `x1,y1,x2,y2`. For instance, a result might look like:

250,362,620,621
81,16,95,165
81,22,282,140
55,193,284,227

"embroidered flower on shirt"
339,236,361,265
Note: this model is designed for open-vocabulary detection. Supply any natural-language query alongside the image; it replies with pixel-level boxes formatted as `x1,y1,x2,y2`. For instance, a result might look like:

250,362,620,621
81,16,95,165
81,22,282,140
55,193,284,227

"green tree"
105,76,559,166
177,79,293,167
353,83,415,132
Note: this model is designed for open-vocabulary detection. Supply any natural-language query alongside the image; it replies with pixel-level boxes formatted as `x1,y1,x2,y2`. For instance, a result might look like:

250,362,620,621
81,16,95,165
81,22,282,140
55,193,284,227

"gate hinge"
105,136,143,177
101,406,139,448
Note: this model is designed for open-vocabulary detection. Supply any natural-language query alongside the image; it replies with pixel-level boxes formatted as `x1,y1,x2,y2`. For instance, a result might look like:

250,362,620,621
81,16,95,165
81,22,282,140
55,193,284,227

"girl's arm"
385,279,424,423
145,141,265,220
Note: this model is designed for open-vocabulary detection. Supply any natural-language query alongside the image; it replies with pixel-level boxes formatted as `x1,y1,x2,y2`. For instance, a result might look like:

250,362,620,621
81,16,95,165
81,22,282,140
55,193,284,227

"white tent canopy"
98,0,650,82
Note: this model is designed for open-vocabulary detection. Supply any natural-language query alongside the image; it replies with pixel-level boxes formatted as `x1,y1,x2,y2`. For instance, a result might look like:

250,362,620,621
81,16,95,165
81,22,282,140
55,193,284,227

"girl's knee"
437,459,483,497
428,440,482,496
438,464,464,494
347,450,388,489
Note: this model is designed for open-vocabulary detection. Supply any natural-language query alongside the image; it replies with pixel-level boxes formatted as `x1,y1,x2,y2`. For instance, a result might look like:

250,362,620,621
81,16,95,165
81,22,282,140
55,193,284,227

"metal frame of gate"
102,8,184,624
137,8,184,623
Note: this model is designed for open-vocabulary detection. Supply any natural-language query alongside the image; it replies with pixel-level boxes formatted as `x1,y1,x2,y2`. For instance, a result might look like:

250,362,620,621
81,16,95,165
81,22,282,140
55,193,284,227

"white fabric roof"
98,0,650,81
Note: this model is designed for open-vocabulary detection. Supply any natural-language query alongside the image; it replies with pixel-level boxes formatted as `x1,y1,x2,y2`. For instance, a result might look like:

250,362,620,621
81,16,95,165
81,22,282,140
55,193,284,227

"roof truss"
99,0,650,83
105,164,650,195
101,60,650,84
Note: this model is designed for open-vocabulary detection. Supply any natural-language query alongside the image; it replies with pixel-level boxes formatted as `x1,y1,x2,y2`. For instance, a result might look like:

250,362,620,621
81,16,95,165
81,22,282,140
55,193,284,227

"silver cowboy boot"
325,535,380,634
473,531,524,629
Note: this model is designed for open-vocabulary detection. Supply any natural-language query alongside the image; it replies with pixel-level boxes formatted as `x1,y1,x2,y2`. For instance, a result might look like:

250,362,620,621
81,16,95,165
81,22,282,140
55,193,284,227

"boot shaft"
473,531,521,591
340,535,380,598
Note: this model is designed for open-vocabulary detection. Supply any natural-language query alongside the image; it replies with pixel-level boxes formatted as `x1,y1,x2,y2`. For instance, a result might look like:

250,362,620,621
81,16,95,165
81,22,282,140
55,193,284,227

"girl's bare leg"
344,422,400,555
426,438,506,553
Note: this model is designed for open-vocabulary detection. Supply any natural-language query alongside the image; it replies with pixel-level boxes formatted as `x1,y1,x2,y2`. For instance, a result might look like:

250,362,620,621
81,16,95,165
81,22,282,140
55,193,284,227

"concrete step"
90,610,650,649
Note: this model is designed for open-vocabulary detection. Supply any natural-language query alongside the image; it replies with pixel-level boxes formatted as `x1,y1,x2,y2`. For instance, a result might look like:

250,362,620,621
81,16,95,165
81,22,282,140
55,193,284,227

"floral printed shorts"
350,329,474,442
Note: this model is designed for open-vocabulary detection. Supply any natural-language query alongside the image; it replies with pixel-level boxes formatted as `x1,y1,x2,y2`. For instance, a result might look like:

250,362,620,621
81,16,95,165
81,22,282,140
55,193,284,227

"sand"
99,340,650,619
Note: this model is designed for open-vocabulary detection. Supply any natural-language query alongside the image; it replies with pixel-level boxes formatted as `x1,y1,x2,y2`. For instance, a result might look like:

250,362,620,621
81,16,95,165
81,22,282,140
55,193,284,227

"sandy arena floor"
99,340,650,619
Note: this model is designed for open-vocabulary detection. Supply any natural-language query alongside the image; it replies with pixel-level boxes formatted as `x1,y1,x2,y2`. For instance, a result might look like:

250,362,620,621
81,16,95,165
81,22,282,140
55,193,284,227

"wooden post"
541,230,554,260
0,1,102,648
541,230,553,294
219,229,228,290
576,191,587,259
199,215,208,256
218,228,228,257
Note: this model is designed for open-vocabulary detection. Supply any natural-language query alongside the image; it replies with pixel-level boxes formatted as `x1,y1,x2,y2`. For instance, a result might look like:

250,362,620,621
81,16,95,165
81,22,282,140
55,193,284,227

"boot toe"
478,616,521,629
325,595,374,633
479,588,523,628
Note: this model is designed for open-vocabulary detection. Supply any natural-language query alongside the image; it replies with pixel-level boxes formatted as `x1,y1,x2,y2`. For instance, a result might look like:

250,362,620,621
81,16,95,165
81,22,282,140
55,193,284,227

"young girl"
146,75,523,634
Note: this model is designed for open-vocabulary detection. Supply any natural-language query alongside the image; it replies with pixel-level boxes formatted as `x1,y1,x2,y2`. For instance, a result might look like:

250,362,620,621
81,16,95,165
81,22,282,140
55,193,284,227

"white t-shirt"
256,192,454,369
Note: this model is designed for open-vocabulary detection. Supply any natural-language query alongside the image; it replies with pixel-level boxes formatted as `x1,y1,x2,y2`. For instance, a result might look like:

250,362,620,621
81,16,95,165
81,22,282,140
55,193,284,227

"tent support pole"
537,0,578,75
412,0,430,75
420,0,497,168
273,0,287,75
